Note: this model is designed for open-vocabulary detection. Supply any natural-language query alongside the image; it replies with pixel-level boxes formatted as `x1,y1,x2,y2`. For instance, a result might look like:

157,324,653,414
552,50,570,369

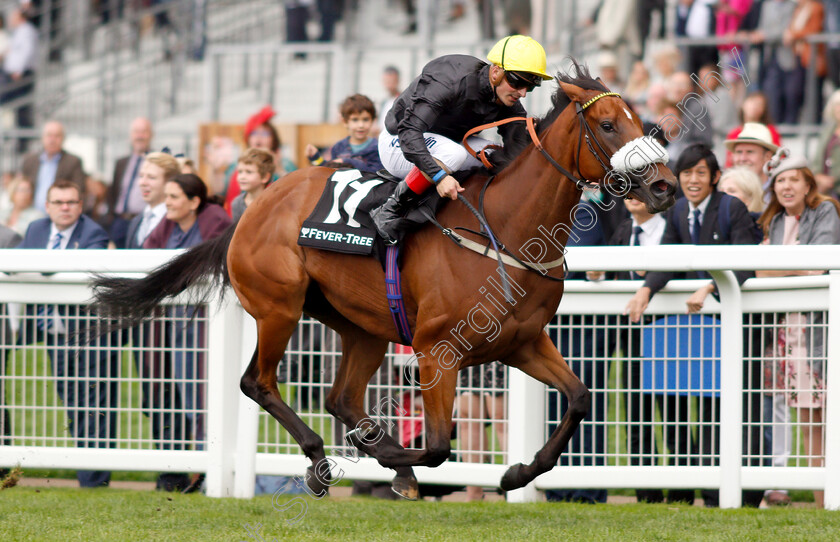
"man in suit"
107,117,153,248
625,143,764,507
125,151,168,250
20,121,86,211
18,180,119,488
121,151,191,491
0,224,23,471
588,197,673,503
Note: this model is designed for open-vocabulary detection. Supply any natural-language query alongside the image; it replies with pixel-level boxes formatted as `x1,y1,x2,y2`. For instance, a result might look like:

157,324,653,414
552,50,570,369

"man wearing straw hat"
724,122,779,182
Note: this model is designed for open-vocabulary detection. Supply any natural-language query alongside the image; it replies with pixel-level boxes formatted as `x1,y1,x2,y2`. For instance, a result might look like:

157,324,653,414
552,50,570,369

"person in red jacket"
223,106,297,216
724,92,782,167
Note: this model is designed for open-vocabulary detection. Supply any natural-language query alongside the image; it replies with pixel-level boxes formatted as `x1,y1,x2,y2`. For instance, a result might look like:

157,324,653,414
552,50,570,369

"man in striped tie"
17,180,118,487
106,117,153,248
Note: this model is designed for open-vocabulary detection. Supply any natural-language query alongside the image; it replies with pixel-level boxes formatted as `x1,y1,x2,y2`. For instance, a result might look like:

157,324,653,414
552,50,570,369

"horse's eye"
600,121,614,132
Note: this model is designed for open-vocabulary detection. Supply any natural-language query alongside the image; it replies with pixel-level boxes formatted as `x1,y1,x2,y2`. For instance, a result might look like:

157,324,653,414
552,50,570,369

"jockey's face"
491,65,528,107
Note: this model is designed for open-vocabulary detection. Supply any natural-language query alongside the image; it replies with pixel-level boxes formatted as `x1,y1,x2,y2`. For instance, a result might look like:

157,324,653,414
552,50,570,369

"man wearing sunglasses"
372,34,553,245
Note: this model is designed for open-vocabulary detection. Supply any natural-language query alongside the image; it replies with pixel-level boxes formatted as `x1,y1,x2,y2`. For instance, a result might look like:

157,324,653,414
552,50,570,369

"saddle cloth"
298,168,440,256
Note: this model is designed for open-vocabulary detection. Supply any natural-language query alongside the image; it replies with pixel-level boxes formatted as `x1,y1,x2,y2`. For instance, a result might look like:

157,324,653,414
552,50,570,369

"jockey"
371,34,553,244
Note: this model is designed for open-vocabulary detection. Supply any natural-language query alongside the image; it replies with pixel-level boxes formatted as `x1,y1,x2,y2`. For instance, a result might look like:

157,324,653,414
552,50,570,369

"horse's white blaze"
623,107,633,121
609,136,670,174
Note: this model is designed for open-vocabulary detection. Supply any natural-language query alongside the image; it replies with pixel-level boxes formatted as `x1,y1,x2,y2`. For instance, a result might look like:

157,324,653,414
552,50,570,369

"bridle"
462,91,634,192
444,90,668,291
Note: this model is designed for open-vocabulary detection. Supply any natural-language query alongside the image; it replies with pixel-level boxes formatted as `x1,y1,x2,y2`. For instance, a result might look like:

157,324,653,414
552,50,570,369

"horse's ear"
595,77,610,91
558,81,586,103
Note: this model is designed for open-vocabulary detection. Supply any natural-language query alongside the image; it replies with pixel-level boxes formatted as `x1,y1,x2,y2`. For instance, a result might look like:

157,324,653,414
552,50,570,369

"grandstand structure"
0,0,576,178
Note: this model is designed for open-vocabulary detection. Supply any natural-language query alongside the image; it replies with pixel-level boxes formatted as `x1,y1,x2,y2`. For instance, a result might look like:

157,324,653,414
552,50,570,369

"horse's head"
558,81,677,213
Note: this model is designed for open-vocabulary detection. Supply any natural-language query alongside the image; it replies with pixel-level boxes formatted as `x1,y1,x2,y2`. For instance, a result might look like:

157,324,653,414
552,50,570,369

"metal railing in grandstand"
670,33,840,126
3,1,286,146
1,247,839,509
1,1,571,174
202,41,511,124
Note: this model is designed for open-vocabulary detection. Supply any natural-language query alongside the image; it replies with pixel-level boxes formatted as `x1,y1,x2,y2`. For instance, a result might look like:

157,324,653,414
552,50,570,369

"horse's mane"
490,59,609,173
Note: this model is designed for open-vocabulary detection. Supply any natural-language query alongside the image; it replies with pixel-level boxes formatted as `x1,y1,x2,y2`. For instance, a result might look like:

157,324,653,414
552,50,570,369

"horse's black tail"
90,223,237,328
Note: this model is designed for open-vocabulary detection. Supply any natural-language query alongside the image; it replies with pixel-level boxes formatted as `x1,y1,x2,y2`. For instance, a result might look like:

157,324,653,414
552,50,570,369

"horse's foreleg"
325,331,419,499
499,330,590,491
371,354,458,470
239,315,331,496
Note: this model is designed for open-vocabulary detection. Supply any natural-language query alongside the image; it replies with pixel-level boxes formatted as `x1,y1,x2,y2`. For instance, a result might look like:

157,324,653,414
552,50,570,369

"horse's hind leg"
325,330,419,499
498,330,590,491
239,315,331,495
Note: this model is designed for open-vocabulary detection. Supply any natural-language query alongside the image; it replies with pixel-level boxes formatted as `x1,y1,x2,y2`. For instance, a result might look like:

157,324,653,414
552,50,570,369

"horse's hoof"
306,465,330,496
500,463,526,492
391,475,419,501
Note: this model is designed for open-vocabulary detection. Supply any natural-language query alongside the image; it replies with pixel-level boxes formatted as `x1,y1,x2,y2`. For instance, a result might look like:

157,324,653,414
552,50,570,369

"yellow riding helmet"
486,35,552,80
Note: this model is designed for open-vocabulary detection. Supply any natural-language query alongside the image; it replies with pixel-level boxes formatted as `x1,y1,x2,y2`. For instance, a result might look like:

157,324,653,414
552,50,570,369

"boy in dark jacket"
306,94,382,173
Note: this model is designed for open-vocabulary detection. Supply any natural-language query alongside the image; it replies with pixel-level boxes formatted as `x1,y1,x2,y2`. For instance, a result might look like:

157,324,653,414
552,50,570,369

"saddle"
297,168,442,265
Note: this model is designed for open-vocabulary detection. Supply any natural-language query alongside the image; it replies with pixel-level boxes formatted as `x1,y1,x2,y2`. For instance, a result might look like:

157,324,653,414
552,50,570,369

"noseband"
462,91,668,193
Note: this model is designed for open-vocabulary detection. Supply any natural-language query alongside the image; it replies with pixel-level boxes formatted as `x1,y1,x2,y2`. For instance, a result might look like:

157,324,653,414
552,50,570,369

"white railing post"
506,368,545,502
234,311,260,499
205,296,244,498
825,271,840,510
710,270,743,508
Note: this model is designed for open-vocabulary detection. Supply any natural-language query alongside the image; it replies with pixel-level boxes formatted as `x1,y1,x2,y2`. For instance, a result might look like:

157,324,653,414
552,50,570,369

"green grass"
0,487,838,542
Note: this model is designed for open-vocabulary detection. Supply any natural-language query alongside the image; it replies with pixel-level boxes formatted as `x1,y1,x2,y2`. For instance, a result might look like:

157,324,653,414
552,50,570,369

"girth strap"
384,246,413,345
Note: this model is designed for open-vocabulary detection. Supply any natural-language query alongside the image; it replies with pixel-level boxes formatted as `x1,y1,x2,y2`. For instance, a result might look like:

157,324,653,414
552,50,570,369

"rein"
461,91,622,191
439,91,621,286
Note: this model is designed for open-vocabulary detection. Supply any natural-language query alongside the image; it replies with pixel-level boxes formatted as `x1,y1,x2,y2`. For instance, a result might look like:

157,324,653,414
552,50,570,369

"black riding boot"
370,180,422,245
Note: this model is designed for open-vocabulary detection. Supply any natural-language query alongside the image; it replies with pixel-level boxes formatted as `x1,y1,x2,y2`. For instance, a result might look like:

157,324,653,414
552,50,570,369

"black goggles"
504,71,541,92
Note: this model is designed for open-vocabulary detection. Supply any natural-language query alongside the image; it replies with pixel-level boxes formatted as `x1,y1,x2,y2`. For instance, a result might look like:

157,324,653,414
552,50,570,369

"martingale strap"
385,246,413,345
446,231,565,271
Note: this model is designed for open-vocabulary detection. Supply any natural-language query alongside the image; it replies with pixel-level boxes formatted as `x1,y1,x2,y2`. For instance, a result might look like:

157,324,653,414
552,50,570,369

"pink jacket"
716,0,752,50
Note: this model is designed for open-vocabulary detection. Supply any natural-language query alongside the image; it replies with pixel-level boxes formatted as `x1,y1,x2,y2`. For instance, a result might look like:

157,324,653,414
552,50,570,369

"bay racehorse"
91,63,676,499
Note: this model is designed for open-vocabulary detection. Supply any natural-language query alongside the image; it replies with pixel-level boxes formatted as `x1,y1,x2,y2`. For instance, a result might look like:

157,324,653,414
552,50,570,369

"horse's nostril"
652,179,671,195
